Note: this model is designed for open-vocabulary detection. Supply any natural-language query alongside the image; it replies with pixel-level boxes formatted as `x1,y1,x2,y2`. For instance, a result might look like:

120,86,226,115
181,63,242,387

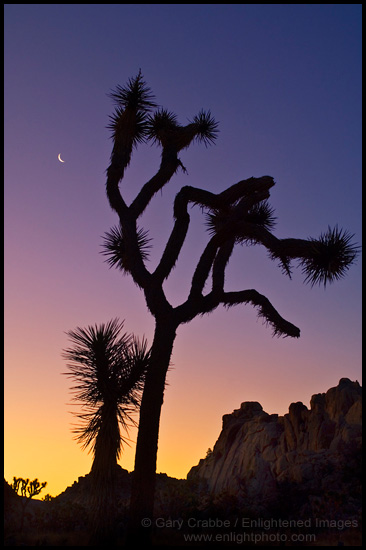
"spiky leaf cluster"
101,224,151,273
107,71,219,179
205,207,231,237
63,319,150,455
108,71,157,112
107,108,149,148
146,108,179,146
107,71,157,148
245,201,277,232
300,226,359,287
205,200,276,241
189,109,219,146
146,107,218,151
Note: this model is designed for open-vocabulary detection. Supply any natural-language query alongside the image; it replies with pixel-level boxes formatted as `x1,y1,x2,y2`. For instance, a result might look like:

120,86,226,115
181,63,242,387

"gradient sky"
4,4,362,497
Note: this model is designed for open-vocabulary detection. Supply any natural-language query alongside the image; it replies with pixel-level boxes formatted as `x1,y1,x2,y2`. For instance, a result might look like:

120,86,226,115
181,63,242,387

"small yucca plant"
63,319,150,475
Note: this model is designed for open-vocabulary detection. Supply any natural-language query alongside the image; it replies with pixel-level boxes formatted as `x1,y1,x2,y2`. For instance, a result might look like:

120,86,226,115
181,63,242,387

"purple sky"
4,4,362,496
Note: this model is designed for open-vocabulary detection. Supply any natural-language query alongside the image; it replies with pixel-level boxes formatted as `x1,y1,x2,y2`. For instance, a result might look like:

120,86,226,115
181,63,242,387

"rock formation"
5,378,361,545
188,378,362,519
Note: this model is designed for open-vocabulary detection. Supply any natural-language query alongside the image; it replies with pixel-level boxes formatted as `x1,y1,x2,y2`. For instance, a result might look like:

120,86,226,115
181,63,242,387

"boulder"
188,378,361,518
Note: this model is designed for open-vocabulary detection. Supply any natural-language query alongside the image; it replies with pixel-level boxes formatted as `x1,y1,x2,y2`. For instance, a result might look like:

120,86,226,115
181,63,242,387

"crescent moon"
58,153,65,163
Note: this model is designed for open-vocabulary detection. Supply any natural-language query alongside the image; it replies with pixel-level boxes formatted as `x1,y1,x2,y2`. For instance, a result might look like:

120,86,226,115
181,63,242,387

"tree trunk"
89,408,120,545
91,403,120,480
127,318,177,545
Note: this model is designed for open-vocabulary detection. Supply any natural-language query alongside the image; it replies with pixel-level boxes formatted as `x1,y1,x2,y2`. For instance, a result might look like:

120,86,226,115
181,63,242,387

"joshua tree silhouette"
103,71,359,542
63,318,150,542
11,477,47,531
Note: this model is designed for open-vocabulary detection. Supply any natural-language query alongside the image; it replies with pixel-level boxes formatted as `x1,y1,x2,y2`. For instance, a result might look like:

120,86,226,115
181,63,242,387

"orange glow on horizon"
5,346,358,498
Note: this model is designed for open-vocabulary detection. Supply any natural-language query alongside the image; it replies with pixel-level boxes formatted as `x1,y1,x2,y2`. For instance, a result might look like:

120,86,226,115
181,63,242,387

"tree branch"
173,236,233,324
153,185,220,284
174,286,300,339
189,236,220,300
220,290,300,337
129,149,181,219
153,213,190,283
184,181,273,301
218,176,275,206
106,162,130,219
212,239,235,294
154,178,275,289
